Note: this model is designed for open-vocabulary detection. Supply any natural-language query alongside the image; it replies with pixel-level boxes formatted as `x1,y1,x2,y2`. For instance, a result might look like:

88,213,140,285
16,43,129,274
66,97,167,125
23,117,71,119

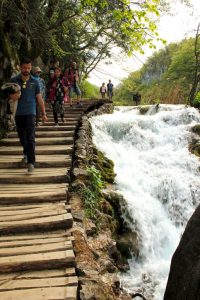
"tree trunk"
188,22,200,106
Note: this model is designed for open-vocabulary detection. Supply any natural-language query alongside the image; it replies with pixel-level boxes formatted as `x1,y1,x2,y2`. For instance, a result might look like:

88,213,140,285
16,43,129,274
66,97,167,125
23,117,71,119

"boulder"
164,204,200,299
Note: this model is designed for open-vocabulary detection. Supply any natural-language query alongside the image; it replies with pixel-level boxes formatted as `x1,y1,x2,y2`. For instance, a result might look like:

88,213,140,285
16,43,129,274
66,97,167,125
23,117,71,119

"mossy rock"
189,140,200,157
99,199,114,216
139,105,150,115
104,191,134,234
93,148,115,184
116,231,139,259
192,124,200,136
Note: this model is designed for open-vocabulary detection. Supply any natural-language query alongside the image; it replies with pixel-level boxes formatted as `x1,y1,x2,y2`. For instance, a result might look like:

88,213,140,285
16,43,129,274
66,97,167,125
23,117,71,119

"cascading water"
90,105,200,300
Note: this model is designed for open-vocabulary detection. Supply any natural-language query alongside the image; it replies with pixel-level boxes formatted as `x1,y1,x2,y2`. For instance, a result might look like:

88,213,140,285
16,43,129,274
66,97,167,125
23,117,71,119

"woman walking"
49,67,68,126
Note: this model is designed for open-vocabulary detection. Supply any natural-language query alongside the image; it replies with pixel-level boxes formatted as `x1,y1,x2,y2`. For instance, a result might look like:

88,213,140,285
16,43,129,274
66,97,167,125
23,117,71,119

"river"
90,105,200,299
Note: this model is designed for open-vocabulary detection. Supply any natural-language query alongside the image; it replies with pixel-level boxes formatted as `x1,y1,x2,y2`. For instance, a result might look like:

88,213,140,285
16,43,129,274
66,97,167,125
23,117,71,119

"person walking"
100,83,107,98
10,57,47,173
132,92,141,106
107,79,114,101
1,82,21,129
49,67,68,126
64,61,82,107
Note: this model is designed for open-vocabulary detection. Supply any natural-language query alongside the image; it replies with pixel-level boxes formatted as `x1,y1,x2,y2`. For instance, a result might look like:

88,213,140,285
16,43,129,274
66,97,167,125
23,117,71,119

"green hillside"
114,38,200,106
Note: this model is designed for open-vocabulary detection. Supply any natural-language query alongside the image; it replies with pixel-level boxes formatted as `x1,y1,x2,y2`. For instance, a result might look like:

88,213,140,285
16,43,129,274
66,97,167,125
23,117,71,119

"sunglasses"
22,81,27,89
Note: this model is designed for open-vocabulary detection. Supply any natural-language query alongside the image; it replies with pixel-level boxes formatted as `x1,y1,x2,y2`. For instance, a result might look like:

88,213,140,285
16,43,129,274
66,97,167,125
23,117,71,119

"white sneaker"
27,163,34,173
54,123,59,127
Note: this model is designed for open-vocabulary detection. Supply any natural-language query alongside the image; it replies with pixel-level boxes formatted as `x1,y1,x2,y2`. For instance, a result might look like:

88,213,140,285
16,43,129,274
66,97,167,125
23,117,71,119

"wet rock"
101,259,118,273
164,204,200,300
192,124,200,135
139,105,150,115
116,231,139,259
189,139,200,157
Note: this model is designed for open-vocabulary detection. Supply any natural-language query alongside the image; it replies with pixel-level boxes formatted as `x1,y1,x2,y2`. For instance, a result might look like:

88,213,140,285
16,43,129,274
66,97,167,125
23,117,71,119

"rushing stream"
90,105,200,299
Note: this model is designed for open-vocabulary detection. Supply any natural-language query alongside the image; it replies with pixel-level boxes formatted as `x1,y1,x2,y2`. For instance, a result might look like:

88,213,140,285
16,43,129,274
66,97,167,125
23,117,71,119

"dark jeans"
52,103,64,124
15,115,36,164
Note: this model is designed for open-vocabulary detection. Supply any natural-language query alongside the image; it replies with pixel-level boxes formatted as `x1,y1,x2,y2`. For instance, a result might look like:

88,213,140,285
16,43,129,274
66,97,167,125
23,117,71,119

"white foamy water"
90,105,200,300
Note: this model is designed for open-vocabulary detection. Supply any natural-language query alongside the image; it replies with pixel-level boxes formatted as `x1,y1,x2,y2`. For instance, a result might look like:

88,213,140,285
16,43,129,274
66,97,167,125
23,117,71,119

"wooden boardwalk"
0,101,105,300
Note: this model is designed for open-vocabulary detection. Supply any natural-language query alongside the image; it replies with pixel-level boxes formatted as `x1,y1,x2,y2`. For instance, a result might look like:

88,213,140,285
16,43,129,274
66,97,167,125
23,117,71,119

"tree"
188,22,200,106
0,0,192,85
0,0,162,83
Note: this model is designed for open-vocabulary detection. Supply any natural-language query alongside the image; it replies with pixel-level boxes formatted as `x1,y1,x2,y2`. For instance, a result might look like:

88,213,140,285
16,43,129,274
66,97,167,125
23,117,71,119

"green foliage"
114,37,199,105
193,92,200,107
79,81,99,98
0,0,164,82
79,166,105,219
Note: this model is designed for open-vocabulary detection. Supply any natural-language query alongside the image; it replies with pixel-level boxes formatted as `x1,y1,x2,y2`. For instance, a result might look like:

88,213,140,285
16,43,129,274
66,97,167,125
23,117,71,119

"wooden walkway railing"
0,100,107,300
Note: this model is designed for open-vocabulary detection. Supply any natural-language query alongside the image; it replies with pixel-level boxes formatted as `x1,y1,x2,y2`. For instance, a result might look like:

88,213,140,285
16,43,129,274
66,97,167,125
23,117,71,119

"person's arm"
36,93,47,122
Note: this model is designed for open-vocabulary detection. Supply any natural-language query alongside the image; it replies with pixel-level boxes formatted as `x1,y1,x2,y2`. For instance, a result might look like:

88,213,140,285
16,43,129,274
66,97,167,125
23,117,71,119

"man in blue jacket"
11,57,47,173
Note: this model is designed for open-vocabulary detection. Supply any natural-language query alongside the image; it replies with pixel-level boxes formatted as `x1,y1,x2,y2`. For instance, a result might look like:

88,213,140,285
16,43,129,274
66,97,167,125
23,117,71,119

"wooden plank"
0,167,68,174
0,231,72,242
0,209,67,222
0,276,78,290
0,145,73,155
8,131,75,138
0,192,67,203
0,237,69,248
0,155,72,168
0,137,73,146
0,286,77,300
0,188,67,194
0,268,76,280
36,125,76,131
0,168,69,184
0,213,73,234
0,183,67,190
0,204,70,216
42,121,77,126
0,250,75,273
0,241,73,257
0,201,66,210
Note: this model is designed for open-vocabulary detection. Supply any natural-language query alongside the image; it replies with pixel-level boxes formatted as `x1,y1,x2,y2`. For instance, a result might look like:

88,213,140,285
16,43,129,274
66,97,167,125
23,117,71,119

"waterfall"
90,105,200,300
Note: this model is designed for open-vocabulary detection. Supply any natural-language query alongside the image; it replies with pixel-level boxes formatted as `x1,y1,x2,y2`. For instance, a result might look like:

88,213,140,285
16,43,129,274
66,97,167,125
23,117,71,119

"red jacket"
48,77,68,103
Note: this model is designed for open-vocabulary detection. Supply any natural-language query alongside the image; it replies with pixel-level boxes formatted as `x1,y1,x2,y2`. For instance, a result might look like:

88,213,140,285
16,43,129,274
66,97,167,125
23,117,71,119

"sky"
88,0,200,88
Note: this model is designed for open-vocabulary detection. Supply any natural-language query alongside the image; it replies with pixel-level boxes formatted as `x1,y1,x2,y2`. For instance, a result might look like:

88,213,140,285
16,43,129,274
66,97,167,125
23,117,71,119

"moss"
192,124,200,136
139,105,150,114
104,191,134,234
92,148,115,184
189,140,200,158
192,150,200,157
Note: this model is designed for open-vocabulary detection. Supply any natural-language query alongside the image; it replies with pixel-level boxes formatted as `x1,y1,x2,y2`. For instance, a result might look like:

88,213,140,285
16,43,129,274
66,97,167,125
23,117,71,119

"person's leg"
25,115,36,166
68,86,73,106
52,103,58,125
60,104,65,123
108,91,112,101
15,115,27,158
74,84,82,105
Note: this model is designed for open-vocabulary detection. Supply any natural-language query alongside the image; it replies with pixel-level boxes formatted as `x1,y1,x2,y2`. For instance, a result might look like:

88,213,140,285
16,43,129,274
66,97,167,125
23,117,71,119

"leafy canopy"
0,0,162,79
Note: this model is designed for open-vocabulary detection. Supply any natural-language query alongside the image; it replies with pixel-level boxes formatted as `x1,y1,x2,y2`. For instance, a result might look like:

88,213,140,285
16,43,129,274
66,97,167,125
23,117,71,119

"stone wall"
69,103,134,300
